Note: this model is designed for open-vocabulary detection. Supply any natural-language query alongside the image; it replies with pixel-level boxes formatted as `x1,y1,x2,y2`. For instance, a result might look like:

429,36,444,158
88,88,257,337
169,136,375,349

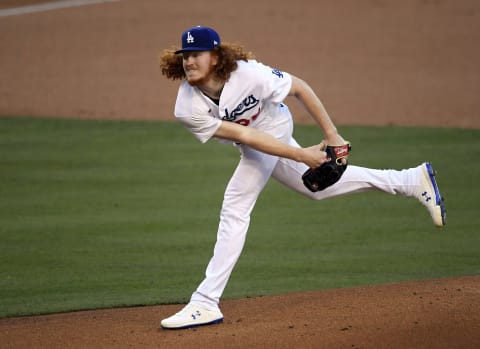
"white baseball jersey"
170,58,424,315
174,60,292,143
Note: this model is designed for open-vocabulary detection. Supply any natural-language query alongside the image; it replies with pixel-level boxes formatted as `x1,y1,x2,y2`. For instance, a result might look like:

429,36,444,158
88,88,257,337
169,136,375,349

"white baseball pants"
189,107,421,312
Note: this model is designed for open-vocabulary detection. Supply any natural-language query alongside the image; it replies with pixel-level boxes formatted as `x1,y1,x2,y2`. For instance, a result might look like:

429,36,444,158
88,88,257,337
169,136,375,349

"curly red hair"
159,43,255,82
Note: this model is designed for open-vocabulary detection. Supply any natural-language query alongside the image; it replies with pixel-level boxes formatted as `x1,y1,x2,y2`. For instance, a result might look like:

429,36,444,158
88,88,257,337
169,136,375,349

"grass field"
0,117,479,318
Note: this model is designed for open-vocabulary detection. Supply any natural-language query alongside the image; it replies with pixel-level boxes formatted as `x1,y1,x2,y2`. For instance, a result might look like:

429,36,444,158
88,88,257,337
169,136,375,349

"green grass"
0,117,479,317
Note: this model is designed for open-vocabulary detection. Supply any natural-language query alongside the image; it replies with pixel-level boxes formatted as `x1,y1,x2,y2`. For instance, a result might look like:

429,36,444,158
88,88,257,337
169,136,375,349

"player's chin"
186,76,206,86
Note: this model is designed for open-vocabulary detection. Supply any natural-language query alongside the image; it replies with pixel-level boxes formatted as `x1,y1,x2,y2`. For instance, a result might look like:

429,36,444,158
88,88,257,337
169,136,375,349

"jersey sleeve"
255,61,292,105
176,114,222,144
174,82,222,143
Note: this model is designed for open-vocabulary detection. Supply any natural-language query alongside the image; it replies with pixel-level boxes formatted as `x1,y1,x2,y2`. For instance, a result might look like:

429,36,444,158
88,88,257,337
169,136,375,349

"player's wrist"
323,127,339,141
293,147,305,163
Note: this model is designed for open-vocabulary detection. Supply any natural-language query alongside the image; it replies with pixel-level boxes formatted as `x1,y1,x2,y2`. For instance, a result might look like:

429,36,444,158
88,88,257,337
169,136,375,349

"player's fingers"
319,140,327,151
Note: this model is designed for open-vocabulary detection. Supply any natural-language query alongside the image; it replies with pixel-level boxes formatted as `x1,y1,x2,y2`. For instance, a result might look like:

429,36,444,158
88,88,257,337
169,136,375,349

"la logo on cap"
175,26,221,54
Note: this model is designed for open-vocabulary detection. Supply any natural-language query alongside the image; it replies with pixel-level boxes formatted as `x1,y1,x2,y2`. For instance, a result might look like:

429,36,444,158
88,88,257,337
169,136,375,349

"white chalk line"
0,0,122,17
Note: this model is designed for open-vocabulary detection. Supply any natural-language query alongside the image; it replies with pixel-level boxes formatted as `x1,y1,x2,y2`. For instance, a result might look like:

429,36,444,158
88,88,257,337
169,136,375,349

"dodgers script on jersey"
174,60,292,143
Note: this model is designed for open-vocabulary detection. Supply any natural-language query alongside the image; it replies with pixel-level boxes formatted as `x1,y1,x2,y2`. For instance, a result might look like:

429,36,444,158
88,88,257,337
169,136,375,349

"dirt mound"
1,276,479,349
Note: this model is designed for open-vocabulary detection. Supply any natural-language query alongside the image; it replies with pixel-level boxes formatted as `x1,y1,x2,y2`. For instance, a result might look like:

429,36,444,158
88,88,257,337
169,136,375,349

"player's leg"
161,146,279,329
271,138,445,226
273,160,420,198
191,146,279,306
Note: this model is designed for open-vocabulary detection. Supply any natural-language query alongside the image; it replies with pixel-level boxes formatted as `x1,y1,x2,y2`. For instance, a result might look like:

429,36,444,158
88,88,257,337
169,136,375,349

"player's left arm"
288,75,346,146
214,120,328,168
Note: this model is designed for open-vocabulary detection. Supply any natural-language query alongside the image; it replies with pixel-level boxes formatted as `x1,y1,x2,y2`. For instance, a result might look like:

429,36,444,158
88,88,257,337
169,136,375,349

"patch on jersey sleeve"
271,69,284,78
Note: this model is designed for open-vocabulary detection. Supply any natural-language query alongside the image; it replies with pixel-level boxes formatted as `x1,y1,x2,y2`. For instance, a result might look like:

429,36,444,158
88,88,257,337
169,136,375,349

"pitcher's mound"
1,276,479,349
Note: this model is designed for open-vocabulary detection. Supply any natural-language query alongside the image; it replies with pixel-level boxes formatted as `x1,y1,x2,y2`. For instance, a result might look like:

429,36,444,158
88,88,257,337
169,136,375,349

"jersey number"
234,108,261,126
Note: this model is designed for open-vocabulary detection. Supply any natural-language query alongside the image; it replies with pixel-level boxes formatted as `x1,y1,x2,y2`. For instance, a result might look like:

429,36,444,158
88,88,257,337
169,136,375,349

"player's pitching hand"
300,143,329,168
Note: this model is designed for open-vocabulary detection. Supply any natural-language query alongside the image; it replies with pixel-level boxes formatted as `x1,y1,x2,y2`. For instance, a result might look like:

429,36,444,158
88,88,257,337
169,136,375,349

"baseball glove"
302,142,351,192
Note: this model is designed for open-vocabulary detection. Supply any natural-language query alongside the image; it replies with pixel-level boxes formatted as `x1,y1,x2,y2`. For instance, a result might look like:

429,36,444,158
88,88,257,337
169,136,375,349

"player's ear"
210,51,219,66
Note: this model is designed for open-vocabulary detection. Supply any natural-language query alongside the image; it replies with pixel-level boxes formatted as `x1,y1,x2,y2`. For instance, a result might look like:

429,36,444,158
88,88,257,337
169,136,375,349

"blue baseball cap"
175,26,221,54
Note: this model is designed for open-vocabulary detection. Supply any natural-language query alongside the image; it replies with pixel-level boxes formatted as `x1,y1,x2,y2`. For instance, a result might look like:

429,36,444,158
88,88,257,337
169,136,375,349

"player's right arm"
214,120,327,168
288,75,346,146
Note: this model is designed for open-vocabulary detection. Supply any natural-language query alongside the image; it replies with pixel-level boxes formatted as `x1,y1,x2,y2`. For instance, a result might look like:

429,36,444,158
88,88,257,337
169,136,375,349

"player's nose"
184,57,195,68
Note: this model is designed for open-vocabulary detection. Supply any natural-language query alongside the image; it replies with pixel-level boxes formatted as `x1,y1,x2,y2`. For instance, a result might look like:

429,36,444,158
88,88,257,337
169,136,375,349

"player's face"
182,51,218,86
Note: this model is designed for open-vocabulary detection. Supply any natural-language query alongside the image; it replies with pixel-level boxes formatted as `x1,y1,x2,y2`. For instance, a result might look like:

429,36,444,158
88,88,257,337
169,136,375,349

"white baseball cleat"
160,304,223,329
416,162,446,227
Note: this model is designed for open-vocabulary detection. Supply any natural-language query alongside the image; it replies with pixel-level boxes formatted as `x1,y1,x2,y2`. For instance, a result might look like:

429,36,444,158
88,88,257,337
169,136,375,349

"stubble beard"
185,66,216,87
